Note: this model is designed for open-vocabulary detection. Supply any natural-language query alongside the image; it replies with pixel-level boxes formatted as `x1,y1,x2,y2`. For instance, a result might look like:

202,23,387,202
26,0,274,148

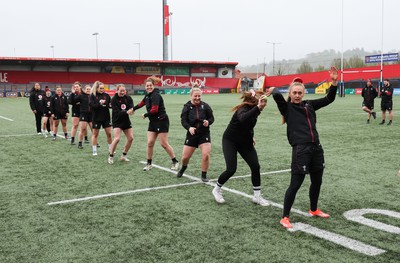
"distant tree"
348,56,365,68
314,65,325,72
331,58,349,69
296,61,313,74
275,64,285,76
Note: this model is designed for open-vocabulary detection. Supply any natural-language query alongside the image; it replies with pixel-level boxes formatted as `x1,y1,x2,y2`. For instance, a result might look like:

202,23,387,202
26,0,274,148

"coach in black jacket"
29,82,45,133
267,67,338,229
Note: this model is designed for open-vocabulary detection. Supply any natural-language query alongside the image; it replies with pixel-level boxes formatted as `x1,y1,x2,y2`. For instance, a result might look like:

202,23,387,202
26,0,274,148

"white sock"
92,145,97,151
254,190,261,197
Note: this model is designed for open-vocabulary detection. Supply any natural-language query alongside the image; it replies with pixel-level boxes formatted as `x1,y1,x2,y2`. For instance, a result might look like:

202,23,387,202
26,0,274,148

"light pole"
169,12,173,60
133,43,141,60
50,45,55,58
266,41,281,76
92,32,99,59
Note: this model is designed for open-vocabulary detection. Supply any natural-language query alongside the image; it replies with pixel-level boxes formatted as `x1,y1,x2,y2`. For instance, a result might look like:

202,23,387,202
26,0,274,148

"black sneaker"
367,119,370,124
201,175,209,182
177,171,183,178
70,140,75,145
78,145,83,149
371,112,376,119
379,120,385,125
387,120,392,125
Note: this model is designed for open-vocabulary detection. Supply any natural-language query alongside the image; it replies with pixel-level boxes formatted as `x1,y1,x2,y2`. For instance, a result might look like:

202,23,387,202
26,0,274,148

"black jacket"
68,92,81,115
223,105,261,146
70,92,91,114
181,101,214,134
29,89,45,112
361,85,378,104
273,85,337,146
50,94,69,116
380,84,393,103
90,93,111,122
42,95,52,115
111,94,134,126
134,88,167,122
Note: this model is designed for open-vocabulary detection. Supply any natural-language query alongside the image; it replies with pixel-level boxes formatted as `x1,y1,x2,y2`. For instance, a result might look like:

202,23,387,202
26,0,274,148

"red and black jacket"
42,94,52,115
272,85,337,146
29,89,45,113
380,84,393,103
134,88,167,122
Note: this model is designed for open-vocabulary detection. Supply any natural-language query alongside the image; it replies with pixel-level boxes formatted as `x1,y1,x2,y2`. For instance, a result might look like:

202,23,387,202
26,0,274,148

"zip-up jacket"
50,94,69,116
380,84,393,103
29,89,45,112
70,92,91,114
133,88,167,122
272,85,337,146
111,94,134,126
223,105,261,145
90,92,111,122
42,95,52,115
361,85,378,104
181,101,214,134
68,92,81,115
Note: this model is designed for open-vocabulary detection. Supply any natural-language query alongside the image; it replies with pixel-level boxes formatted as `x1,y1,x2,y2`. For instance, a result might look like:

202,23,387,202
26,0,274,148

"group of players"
361,78,393,125
31,68,392,228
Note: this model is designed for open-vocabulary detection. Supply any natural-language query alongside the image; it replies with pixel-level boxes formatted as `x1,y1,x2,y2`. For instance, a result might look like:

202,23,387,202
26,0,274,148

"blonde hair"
91,81,103,96
287,82,305,103
116,84,125,91
190,84,202,96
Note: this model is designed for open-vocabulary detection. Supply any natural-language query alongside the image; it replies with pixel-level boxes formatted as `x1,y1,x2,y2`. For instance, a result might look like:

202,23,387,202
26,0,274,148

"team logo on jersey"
121,104,126,110
38,95,42,100
47,102,50,107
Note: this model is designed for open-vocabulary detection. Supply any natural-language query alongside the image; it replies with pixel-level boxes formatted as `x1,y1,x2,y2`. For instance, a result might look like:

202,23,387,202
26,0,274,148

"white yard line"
0,115,14,121
48,181,202,205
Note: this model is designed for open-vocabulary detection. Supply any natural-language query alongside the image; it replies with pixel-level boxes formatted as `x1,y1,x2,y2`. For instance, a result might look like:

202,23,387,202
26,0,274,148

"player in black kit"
212,89,269,207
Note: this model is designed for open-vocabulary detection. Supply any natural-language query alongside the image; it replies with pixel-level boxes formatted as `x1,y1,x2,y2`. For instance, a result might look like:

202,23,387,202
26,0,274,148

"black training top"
90,92,111,122
180,101,214,135
50,93,69,116
361,85,378,104
29,89,45,112
272,85,337,146
380,84,393,103
111,94,134,126
223,104,261,145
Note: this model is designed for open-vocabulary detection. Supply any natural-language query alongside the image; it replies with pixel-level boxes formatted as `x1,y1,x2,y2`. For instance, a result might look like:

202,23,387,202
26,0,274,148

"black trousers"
217,137,261,188
34,111,43,133
283,143,325,217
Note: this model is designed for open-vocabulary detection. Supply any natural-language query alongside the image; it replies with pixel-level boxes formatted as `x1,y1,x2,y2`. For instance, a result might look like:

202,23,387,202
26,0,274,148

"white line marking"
0,133,38,138
344,209,400,234
48,181,202,205
146,162,309,217
289,223,386,256
0,115,14,121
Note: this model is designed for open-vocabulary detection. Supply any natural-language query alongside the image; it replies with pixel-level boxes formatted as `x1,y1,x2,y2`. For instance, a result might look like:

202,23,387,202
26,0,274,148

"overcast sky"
2,0,399,66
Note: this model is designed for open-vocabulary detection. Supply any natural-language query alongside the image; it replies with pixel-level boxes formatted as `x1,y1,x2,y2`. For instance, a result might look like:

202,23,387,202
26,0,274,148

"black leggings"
217,137,261,187
282,170,323,217
34,112,42,133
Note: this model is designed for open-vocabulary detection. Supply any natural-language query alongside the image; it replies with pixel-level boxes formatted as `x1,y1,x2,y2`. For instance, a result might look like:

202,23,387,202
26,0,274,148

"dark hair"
232,90,265,111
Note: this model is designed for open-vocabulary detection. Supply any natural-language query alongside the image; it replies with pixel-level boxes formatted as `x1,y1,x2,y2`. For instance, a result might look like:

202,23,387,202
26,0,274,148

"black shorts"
362,101,374,110
113,123,132,130
93,120,112,129
291,143,325,174
184,132,211,148
53,113,68,120
80,112,92,123
148,115,169,133
381,101,393,111
72,111,80,118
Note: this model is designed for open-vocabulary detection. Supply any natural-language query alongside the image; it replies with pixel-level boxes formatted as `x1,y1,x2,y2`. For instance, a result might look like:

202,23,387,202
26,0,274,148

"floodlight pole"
266,42,281,76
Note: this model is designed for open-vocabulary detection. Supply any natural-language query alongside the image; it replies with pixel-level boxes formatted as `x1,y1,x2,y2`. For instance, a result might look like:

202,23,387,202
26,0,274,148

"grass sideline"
0,94,399,262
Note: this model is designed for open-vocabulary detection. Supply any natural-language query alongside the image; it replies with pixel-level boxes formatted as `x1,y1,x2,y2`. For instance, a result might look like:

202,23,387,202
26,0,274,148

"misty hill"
238,48,399,75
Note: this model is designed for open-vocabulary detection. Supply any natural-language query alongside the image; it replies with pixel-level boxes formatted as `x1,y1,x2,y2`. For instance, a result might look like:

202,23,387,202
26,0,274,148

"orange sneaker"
309,208,330,218
280,217,292,228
